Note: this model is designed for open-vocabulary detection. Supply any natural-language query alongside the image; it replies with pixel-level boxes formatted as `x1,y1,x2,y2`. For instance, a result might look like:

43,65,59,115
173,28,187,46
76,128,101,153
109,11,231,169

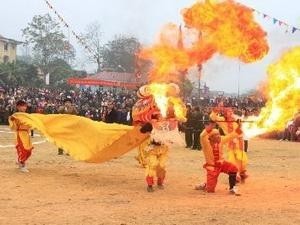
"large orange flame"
244,47,300,138
183,0,269,63
139,0,268,121
140,0,269,82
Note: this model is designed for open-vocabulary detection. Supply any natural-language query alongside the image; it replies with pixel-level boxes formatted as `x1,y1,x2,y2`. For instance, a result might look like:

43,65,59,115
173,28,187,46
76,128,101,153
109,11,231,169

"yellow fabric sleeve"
10,113,150,163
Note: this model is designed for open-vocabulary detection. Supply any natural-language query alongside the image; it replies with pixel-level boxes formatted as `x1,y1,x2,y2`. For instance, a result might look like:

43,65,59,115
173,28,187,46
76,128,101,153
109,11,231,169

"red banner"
67,78,139,89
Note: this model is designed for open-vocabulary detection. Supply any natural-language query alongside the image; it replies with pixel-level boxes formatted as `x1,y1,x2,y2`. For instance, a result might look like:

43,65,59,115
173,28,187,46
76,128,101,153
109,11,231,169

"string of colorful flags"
44,0,299,58
44,0,98,59
239,2,300,34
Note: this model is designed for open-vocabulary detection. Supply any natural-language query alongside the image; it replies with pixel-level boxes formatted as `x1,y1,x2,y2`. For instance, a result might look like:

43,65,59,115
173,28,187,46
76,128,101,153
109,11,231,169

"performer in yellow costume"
210,106,248,182
144,119,169,192
145,140,168,192
9,100,33,172
143,116,184,192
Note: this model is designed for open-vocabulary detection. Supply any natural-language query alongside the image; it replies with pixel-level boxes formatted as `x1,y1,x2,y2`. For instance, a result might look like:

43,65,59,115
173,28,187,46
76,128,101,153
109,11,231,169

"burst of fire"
139,0,268,121
148,83,186,121
182,0,269,63
148,83,169,117
244,47,300,138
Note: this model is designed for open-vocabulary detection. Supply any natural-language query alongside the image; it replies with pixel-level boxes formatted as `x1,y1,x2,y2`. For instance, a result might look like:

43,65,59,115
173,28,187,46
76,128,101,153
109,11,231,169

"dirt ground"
0,125,300,225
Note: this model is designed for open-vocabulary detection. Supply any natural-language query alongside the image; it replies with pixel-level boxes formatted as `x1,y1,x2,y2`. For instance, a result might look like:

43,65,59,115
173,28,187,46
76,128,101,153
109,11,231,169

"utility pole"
238,62,240,98
198,64,202,103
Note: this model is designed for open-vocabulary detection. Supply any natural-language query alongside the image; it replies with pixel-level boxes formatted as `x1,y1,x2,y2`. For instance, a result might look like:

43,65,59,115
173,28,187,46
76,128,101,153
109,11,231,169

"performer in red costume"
210,105,248,182
196,120,242,195
9,100,33,173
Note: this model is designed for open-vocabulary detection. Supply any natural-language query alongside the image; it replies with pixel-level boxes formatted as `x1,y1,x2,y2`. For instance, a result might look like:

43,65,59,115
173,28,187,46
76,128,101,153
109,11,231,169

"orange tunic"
9,116,33,151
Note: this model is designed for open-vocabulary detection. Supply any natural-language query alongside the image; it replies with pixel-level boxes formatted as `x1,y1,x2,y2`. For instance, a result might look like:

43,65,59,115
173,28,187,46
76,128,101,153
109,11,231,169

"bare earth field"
0,125,300,225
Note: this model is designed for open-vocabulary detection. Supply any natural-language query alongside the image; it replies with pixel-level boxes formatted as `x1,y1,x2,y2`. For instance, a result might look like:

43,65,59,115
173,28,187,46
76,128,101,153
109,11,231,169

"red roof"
68,71,147,89
85,71,146,83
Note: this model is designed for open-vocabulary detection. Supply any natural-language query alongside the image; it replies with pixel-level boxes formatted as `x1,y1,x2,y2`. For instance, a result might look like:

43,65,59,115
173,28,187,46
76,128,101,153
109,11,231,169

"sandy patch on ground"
0,126,299,225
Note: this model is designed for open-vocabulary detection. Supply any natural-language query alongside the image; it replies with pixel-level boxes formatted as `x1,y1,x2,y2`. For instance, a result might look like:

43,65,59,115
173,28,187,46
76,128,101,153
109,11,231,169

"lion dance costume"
132,84,184,192
132,85,160,167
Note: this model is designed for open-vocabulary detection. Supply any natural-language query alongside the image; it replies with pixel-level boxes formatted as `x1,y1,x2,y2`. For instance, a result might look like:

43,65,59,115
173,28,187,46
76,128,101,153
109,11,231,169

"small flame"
169,97,187,121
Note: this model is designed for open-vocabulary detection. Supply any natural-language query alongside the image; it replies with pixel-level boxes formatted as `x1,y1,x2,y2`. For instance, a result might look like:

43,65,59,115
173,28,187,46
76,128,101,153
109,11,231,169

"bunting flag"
292,27,297,33
240,2,300,34
44,0,98,60
44,0,299,55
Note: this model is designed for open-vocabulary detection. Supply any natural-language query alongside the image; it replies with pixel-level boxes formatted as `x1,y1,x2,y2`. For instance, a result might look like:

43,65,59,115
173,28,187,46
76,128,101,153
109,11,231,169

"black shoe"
58,149,64,155
147,186,154,192
157,184,164,190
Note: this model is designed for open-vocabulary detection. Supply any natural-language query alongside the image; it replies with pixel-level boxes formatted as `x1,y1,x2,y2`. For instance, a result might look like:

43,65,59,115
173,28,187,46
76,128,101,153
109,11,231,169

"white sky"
1,0,300,93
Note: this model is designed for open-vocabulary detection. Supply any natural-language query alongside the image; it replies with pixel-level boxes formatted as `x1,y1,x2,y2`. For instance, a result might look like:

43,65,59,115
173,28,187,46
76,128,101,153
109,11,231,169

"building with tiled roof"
0,34,22,63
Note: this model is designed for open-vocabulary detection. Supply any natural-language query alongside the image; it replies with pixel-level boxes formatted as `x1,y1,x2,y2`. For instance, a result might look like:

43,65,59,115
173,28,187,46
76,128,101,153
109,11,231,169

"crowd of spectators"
0,85,298,142
280,113,300,142
0,86,135,125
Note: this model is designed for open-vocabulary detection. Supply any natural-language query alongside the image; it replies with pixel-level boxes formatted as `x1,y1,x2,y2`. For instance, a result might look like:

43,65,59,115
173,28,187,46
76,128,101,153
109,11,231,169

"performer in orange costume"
197,121,242,195
9,100,33,173
210,106,248,182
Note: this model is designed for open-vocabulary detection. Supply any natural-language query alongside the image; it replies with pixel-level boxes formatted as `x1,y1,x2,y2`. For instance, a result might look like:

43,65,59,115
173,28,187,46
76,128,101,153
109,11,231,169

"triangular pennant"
273,18,278,24
292,27,297,33
263,14,267,18
279,21,283,26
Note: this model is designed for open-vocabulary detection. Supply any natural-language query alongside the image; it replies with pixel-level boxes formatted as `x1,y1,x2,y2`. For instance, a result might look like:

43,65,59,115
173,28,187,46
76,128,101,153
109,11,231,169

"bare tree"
81,22,103,72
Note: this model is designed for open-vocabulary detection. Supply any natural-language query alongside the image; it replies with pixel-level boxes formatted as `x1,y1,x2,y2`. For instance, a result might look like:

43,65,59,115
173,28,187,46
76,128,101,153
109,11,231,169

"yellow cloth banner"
10,113,150,163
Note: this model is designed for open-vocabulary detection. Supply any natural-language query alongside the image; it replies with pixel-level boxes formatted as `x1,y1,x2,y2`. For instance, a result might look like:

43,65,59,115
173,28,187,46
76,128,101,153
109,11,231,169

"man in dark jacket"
184,105,193,148
191,106,204,150
105,103,118,123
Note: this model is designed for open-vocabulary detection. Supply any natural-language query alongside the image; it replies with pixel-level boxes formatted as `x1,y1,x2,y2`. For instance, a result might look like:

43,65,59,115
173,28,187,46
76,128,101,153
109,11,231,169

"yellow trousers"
227,149,248,173
145,145,168,186
136,138,150,167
